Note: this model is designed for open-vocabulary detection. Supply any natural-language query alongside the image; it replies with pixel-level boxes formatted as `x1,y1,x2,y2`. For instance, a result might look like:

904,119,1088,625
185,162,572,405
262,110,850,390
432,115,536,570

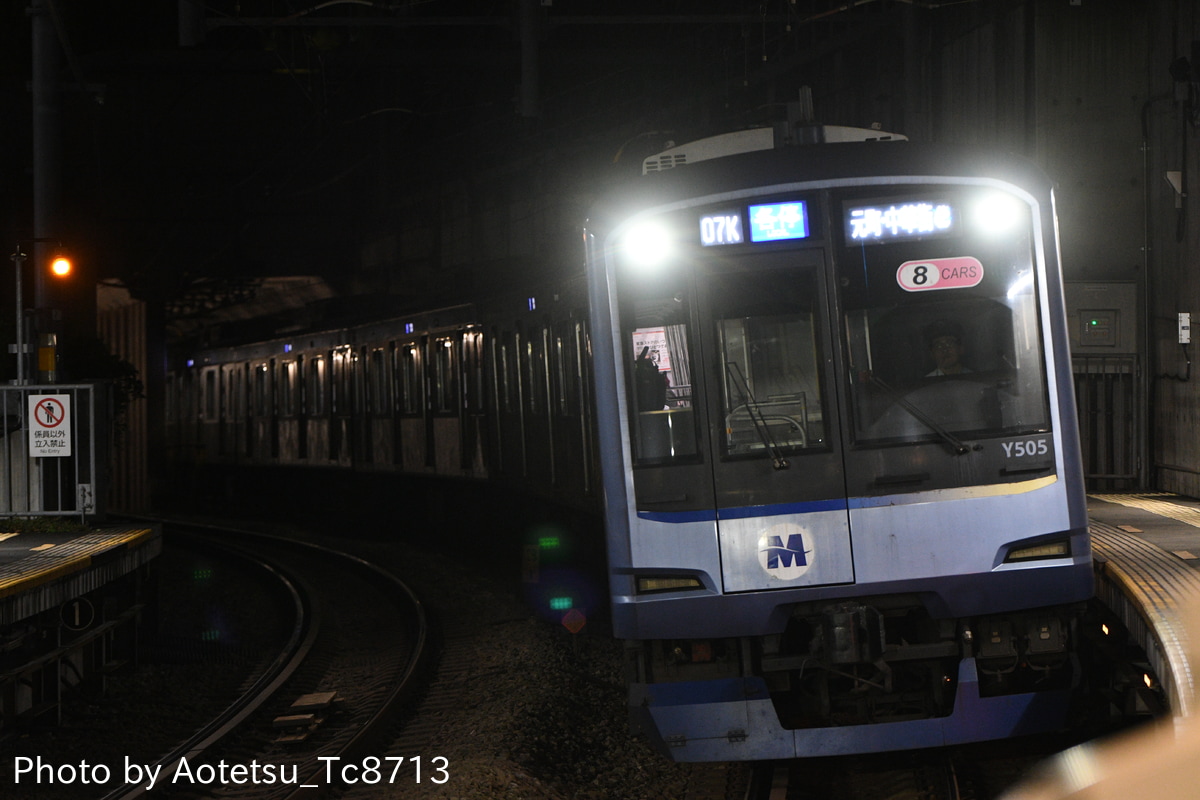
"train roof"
592,139,1056,229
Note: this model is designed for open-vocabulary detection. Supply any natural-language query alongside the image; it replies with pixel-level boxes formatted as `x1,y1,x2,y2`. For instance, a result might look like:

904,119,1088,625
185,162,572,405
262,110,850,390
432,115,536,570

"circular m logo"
758,523,814,580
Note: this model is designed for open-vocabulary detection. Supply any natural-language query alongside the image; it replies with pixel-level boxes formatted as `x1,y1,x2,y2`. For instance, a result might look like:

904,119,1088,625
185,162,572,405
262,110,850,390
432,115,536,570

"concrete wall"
1142,5,1200,495
792,2,1179,490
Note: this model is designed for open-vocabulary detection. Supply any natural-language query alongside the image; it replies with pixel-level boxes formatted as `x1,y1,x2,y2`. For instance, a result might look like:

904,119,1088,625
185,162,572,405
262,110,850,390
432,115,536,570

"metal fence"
1072,355,1140,491
0,384,107,521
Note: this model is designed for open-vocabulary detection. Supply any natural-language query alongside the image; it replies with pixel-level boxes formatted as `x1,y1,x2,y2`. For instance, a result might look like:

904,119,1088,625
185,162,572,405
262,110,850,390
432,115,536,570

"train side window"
514,329,528,415
397,343,421,415
295,356,306,415
537,328,550,416
270,359,278,416
279,361,295,417
353,348,366,416
229,366,245,422
621,286,700,465
166,374,177,423
487,332,502,415
352,348,364,415
388,343,398,413
523,326,546,417
574,320,591,415
499,336,515,414
434,336,458,413
224,366,236,422
713,268,829,457
203,370,217,420
369,347,388,415
253,363,269,417
178,371,192,424
553,325,572,416
576,320,592,383
331,351,342,415
462,330,484,413
308,356,326,416
331,348,352,416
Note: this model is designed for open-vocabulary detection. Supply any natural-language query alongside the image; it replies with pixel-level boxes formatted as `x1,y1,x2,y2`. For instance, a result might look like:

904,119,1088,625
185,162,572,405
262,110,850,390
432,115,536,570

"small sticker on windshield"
897,256,984,292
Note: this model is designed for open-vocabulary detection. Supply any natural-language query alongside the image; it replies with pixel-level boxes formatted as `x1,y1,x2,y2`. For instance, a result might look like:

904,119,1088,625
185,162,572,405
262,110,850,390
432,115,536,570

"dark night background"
0,3,1076,323
2,1,1200,502
12,1,890,320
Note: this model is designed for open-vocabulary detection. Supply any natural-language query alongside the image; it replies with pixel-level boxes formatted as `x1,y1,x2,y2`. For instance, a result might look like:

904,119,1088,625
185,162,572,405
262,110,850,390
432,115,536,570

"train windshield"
711,266,828,459
837,187,1051,447
616,235,833,468
620,272,701,466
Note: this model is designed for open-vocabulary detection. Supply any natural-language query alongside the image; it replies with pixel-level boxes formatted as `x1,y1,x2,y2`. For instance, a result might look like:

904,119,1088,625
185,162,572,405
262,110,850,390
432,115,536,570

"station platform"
998,498,1200,797
0,525,161,627
1088,492,1200,566
1087,493,1200,717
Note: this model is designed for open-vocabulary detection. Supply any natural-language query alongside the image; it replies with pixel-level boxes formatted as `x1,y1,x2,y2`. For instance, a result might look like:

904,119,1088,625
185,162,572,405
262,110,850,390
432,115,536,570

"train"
165,121,1094,762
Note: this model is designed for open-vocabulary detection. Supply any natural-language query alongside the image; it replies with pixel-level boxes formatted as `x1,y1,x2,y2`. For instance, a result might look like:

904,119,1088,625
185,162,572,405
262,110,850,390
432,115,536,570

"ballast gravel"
330,533,696,800
0,522,705,800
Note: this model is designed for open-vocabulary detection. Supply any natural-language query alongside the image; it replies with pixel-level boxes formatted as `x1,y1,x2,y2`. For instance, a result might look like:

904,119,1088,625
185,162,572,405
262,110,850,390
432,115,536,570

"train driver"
924,319,972,377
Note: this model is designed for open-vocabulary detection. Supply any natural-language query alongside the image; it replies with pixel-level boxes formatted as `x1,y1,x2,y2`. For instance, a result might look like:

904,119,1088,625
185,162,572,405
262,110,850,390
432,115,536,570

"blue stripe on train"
636,497,849,523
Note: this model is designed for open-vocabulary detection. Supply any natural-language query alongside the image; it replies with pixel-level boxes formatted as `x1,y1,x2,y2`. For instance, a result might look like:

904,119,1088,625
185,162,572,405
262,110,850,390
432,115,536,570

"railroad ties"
273,691,343,744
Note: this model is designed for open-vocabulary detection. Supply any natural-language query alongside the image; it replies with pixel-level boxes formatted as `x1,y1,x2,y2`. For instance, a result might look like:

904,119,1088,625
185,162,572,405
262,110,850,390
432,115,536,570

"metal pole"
519,0,539,119
10,248,25,385
32,0,61,313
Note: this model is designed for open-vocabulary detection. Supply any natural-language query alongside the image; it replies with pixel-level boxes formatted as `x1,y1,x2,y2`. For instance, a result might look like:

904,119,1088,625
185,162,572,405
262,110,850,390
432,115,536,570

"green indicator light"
549,596,573,611
538,536,560,550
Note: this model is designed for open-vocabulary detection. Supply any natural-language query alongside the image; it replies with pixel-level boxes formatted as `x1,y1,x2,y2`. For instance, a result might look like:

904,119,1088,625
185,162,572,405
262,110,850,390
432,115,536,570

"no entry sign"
29,394,72,457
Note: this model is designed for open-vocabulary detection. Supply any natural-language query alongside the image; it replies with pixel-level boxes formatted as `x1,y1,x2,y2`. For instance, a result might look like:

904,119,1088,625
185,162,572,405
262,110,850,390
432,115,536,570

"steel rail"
98,528,317,800
102,517,430,800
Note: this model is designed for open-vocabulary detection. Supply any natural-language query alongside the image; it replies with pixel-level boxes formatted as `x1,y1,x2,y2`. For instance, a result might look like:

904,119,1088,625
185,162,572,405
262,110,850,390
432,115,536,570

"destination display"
699,211,743,246
749,201,810,242
845,200,954,243
699,200,813,246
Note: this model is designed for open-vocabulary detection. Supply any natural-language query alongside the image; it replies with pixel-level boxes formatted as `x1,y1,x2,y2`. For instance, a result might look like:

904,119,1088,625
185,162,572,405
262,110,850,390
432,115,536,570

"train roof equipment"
641,123,908,175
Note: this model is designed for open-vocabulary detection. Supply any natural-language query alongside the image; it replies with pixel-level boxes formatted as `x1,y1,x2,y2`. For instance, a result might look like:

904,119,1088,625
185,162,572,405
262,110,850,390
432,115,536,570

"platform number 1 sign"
29,394,72,457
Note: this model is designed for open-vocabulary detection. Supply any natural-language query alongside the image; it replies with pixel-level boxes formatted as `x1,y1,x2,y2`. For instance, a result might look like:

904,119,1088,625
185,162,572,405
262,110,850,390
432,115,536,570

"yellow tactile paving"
1088,494,1200,717
1089,527,1198,717
1091,492,1200,529
0,527,157,598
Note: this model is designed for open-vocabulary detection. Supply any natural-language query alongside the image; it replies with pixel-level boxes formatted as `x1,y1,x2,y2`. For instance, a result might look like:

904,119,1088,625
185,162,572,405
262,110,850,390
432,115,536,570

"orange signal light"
50,256,71,277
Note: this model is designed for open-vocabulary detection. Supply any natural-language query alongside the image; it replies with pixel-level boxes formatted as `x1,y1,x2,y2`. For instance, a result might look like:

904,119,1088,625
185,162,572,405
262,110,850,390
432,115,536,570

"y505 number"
1002,438,1049,458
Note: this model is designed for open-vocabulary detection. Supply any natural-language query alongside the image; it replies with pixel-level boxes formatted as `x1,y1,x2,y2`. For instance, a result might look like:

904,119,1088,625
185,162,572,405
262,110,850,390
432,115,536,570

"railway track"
3,514,1158,800
733,736,1083,800
99,521,430,800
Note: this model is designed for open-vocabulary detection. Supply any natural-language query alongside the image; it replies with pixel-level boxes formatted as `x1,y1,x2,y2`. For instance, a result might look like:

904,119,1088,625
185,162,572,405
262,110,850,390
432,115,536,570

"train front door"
698,254,855,593
618,240,854,595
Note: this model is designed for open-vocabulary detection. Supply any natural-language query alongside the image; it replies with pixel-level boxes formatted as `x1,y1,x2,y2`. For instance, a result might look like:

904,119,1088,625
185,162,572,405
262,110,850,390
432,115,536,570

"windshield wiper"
726,362,789,469
866,374,971,456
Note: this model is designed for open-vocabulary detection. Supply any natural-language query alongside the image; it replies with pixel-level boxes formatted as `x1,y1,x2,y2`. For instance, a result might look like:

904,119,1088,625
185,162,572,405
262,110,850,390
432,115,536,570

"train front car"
585,132,1091,762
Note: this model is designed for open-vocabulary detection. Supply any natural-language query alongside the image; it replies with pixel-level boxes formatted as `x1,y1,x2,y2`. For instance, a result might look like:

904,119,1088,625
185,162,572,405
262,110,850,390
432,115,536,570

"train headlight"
971,191,1024,236
619,221,673,269
636,575,704,594
1004,539,1070,562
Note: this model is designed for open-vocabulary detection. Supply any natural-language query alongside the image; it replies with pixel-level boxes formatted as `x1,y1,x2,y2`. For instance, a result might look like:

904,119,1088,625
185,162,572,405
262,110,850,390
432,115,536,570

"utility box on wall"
1063,282,1141,490
1064,282,1139,355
